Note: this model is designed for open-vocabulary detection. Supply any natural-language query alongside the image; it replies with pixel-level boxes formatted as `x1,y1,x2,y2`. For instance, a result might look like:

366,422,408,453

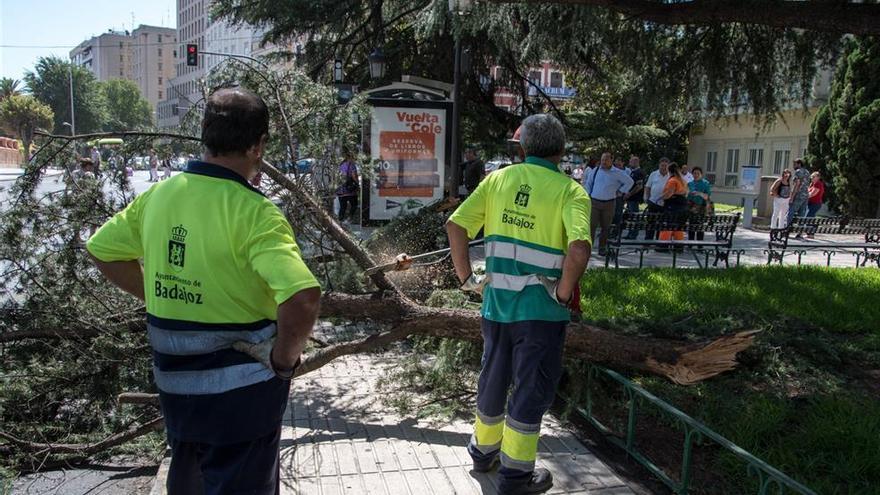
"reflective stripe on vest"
153,363,275,395
147,323,276,355
485,240,564,271
488,273,545,292
148,320,276,395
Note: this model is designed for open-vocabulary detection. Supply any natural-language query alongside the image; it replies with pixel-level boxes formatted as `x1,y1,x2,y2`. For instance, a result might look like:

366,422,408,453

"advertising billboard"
368,105,449,220
740,166,762,194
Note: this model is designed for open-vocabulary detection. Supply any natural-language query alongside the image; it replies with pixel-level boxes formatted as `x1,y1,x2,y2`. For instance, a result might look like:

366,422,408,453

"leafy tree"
24,57,107,134
807,37,880,217
0,95,54,160
98,79,153,132
0,78,22,101
212,0,842,155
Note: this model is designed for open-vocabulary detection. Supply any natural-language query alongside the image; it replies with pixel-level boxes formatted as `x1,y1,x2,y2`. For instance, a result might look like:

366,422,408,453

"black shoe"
472,456,500,473
501,468,553,495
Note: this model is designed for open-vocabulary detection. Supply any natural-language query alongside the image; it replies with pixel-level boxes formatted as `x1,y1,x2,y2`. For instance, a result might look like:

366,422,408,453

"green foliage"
0,160,155,470
24,57,108,134
807,36,880,217
99,79,153,131
366,207,449,260
377,336,481,419
0,78,22,101
213,0,841,155
0,95,54,158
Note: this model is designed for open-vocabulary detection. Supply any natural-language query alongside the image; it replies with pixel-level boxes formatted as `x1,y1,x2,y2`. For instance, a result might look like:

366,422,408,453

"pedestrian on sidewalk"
87,88,321,495
622,155,645,239
769,169,792,229
162,155,172,180
336,151,359,223
148,149,159,182
447,114,591,495
659,162,689,246
90,146,103,177
687,166,712,240
806,171,826,239
787,158,810,236
643,158,670,240
583,152,633,257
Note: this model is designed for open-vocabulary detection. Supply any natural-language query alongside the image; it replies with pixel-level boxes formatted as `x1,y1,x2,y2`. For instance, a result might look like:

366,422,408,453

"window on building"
528,70,542,87
158,34,163,43
159,90,163,100
747,146,764,168
725,148,740,187
550,72,563,88
773,149,791,175
158,48,163,56
159,77,163,85
705,151,718,184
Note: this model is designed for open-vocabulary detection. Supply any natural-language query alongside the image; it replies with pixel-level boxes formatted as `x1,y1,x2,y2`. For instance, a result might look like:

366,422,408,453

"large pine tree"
807,37,880,217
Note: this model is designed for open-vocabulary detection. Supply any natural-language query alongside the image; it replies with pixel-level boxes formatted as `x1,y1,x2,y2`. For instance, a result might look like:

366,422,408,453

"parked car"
485,157,512,174
277,158,315,174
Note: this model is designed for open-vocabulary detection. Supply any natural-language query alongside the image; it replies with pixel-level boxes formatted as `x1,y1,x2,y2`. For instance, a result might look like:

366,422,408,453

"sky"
0,0,177,80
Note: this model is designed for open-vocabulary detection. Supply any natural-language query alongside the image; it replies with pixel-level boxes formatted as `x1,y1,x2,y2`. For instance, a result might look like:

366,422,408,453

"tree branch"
33,130,201,142
0,417,164,456
480,0,880,36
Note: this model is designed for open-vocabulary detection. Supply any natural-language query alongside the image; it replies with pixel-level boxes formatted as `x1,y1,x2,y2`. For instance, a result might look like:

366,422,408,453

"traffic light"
186,44,198,67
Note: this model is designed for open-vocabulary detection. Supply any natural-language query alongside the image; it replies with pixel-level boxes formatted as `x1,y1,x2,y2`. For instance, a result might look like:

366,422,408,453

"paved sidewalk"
280,352,634,495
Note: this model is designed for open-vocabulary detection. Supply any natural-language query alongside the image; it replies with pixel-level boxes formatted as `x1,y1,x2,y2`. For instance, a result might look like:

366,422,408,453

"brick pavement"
279,353,634,495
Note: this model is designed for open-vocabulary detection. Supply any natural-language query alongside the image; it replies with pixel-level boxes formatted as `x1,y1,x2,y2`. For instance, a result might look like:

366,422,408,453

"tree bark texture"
481,0,880,36
313,293,759,385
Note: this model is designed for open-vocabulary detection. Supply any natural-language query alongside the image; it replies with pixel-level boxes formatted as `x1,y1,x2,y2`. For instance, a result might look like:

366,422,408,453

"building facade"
204,18,262,73
492,62,576,112
686,70,834,202
158,0,209,128
70,31,133,82
131,25,177,110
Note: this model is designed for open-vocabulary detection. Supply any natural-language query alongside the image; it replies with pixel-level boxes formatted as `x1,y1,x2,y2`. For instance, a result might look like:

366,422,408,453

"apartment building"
70,31,133,82
131,25,177,110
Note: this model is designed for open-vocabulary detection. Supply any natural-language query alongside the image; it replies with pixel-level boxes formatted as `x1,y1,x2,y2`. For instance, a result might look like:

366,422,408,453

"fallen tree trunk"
313,292,758,385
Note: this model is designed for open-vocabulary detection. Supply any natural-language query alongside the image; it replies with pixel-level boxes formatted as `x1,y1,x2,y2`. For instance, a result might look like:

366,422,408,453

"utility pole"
449,37,462,198
67,64,76,136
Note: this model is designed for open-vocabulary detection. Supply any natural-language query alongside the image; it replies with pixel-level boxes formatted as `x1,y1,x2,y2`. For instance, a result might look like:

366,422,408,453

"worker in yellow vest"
87,88,321,494
446,114,592,494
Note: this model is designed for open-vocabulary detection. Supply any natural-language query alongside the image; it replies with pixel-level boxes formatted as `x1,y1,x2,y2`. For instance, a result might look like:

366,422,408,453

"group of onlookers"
578,154,712,254
769,158,825,238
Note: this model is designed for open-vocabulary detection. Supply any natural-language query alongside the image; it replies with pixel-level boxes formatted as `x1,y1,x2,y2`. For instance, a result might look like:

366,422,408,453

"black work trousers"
167,426,281,495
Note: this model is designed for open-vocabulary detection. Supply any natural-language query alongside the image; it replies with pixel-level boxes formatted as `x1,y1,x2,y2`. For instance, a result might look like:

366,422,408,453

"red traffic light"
186,44,198,66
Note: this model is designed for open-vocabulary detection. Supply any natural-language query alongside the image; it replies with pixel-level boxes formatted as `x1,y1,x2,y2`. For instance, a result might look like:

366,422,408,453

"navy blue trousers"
468,319,567,491
167,426,281,495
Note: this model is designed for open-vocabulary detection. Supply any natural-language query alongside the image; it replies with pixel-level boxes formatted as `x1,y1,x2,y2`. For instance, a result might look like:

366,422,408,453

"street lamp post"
67,64,76,136
447,0,473,198
368,48,386,81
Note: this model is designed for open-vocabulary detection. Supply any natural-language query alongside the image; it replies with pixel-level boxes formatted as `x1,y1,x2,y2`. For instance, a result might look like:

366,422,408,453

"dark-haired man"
87,88,321,494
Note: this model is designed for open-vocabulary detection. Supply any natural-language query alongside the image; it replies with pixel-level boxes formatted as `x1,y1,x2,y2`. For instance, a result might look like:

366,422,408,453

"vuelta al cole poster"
369,106,447,220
